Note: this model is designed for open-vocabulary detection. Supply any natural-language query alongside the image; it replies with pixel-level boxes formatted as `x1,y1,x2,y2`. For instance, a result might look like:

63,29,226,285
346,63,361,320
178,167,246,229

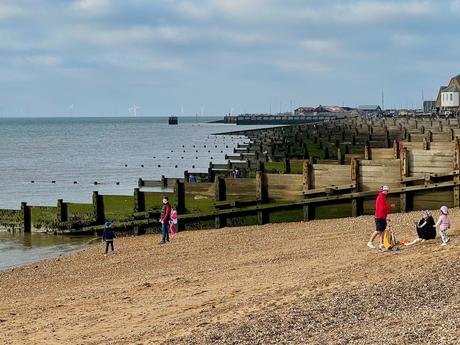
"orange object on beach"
399,239,411,246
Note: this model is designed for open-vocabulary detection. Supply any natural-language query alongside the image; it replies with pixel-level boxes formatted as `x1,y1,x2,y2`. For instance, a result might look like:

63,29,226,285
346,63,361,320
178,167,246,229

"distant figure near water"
232,167,241,179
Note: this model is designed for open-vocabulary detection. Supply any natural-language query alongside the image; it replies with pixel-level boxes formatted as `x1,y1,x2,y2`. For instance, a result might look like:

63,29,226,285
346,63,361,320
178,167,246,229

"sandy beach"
1,211,459,344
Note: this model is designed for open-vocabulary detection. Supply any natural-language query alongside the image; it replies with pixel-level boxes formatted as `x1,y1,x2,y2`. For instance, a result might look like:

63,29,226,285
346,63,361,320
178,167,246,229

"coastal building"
436,75,460,111
294,107,315,115
357,105,382,116
315,105,345,113
423,100,436,113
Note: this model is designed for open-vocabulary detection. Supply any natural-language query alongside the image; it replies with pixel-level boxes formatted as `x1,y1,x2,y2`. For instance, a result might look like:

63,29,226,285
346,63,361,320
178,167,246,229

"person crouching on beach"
102,221,115,256
159,196,171,244
415,210,436,241
368,185,394,249
435,206,451,246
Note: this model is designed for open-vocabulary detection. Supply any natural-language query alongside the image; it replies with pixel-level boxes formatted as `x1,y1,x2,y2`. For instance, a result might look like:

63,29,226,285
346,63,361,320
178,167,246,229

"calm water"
0,231,93,271
0,116,274,268
0,116,268,209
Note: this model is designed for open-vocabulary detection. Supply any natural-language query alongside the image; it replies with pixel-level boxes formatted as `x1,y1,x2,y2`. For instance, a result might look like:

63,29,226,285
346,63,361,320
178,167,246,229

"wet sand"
0,211,459,344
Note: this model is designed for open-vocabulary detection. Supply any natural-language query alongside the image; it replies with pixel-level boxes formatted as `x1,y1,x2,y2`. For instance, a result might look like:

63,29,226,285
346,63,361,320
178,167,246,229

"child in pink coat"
435,205,451,246
169,208,178,240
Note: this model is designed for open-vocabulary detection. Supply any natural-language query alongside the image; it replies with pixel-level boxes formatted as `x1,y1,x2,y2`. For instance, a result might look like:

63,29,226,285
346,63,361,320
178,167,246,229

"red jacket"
160,203,171,223
375,191,392,219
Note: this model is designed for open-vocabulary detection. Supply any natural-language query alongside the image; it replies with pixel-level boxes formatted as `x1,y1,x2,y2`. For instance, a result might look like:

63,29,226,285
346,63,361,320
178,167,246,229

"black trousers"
105,240,114,254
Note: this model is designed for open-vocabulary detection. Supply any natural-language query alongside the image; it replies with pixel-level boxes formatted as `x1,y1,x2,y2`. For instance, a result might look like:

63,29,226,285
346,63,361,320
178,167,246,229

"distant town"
220,74,460,125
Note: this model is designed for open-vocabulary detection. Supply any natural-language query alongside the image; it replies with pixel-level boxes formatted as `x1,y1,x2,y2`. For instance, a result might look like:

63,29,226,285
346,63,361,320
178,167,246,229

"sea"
0,116,274,270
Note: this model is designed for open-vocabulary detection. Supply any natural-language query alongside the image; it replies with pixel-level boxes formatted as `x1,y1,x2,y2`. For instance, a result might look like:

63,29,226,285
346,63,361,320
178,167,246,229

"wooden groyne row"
4,115,460,234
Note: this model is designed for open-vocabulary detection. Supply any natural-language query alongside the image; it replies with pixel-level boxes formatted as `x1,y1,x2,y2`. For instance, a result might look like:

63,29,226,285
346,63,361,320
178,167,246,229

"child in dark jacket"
102,221,115,256
415,210,436,240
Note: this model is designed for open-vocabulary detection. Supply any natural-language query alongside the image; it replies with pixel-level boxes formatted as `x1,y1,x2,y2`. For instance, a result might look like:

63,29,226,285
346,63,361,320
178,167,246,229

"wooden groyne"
3,116,460,234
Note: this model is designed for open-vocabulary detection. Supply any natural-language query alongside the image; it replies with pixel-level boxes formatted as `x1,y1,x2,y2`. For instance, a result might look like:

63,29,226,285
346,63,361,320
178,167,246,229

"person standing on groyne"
367,185,394,249
159,197,171,244
102,221,115,256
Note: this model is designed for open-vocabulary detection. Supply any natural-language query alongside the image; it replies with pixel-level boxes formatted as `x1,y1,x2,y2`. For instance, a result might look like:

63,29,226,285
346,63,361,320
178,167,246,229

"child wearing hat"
415,210,436,240
435,206,451,246
102,221,115,255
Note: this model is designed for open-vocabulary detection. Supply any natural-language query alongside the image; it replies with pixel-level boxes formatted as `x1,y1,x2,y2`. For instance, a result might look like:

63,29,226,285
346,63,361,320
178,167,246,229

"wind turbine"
128,104,140,117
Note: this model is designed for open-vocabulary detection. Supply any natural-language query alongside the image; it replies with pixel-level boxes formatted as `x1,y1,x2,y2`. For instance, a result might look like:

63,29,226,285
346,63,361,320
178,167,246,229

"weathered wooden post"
303,201,316,221
449,128,455,141
175,180,186,215
427,130,433,143
393,140,399,159
133,188,145,213
402,126,408,140
337,147,344,165
422,137,429,150
303,160,316,221
283,156,291,174
364,141,371,160
21,202,31,233
57,199,68,222
323,146,329,159
351,158,363,217
214,176,227,228
303,160,312,193
400,148,409,213
183,170,190,183
303,143,310,159
92,191,105,224
384,126,390,148
160,175,167,188
208,162,215,183
137,178,144,188
256,170,268,203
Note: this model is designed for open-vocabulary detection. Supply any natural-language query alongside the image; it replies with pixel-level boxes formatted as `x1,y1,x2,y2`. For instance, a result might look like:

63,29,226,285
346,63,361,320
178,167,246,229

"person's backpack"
383,223,397,250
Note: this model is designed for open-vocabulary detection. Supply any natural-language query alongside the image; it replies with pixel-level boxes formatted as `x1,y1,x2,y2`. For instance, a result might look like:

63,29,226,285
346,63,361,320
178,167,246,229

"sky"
0,0,459,117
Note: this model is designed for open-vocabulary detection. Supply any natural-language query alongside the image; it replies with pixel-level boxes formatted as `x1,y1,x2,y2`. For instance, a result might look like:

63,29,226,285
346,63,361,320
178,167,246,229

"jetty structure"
212,105,356,125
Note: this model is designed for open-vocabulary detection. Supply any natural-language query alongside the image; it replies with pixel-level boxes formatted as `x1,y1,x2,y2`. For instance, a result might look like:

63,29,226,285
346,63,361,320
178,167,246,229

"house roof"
358,105,381,110
442,85,460,92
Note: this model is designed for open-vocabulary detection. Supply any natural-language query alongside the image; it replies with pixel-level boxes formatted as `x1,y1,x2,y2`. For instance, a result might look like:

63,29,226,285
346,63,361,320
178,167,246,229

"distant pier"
211,112,354,125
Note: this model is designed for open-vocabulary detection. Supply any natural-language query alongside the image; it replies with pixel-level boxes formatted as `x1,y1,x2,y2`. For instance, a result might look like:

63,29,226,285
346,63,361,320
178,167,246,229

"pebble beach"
0,211,459,344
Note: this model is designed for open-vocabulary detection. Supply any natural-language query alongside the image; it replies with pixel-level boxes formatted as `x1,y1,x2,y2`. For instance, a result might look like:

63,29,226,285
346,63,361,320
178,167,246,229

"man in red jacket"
367,185,394,249
159,196,171,244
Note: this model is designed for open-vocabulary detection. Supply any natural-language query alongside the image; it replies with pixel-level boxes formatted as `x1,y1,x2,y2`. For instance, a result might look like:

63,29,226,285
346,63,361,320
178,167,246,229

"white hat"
440,206,449,214
382,185,390,191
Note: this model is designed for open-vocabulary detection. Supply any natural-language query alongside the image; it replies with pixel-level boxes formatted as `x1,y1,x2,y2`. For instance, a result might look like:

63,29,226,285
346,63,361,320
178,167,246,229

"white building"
441,86,459,108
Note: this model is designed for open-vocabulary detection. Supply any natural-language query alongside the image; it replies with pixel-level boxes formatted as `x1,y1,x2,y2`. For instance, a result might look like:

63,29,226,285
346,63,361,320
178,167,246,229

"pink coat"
169,210,178,239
